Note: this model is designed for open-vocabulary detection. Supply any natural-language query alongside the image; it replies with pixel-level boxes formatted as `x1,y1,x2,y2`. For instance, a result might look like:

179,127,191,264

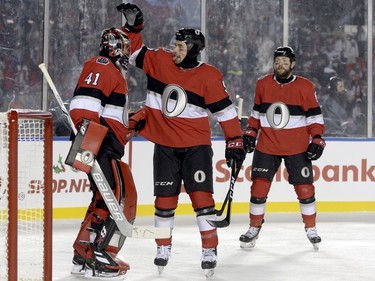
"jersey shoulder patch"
96,57,110,65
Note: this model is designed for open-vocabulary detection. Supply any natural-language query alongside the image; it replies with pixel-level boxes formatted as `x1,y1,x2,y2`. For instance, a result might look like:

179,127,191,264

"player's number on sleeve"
266,102,290,129
84,72,101,86
161,84,187,118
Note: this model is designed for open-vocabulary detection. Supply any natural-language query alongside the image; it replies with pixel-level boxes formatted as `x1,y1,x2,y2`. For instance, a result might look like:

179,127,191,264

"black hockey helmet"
99,27,131,61
274,46,296,61
175,28,205,58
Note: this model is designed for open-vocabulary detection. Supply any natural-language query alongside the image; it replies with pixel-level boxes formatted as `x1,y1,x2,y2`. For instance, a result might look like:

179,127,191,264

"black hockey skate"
84,257,128,280
305,227,321,250
201,248,217,278
154,245,171,274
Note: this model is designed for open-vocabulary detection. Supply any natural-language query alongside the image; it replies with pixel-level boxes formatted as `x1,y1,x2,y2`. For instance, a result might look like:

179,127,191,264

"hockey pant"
73,160,137,272
249,179,317,228
154,191,218,249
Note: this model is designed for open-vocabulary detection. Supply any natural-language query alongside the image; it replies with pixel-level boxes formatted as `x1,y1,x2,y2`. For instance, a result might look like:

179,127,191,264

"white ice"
53,213,375,281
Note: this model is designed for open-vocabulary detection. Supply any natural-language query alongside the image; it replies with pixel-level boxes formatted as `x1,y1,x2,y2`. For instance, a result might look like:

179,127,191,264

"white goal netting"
0,110,52,281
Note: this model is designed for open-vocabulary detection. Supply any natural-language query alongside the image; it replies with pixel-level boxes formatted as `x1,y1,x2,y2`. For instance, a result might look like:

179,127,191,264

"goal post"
0,109,53,281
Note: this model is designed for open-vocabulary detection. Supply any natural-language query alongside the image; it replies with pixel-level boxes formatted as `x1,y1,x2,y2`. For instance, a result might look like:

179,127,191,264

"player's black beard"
275,68,293,83
178,56,199,69
275,73,294,84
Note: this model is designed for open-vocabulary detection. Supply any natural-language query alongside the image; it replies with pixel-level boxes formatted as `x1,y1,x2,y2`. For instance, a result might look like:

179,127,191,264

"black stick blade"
206,217,230,228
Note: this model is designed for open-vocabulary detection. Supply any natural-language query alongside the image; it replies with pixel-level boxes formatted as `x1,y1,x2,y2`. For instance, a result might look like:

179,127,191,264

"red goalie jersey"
69,56,130,147
248,74,325,155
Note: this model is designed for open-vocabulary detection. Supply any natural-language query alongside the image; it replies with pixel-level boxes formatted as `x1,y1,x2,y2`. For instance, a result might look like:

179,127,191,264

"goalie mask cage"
0,110,53,281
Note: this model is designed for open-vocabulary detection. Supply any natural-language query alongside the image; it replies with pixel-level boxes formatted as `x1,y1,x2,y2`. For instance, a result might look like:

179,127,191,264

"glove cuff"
125,21,144,33
226,136,242,143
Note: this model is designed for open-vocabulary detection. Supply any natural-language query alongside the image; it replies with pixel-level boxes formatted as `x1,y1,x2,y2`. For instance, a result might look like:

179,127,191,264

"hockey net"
0,110,53,281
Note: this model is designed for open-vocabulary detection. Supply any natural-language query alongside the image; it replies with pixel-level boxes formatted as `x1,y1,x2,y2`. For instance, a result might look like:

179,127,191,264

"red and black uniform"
125,30,242,249
249,74,324,155
70,56,130,147
248,74,324,228
69,56,135,275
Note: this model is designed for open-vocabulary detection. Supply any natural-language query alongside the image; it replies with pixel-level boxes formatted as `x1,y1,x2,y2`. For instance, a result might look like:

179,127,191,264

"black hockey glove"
242,127,258,153
306,135,326,161
225,136,246,168
116,3,144,33
128,108,147,132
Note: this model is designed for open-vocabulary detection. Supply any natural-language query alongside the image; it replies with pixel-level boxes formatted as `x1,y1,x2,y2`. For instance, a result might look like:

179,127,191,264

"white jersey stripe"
70,96,103,116
146,91,208,118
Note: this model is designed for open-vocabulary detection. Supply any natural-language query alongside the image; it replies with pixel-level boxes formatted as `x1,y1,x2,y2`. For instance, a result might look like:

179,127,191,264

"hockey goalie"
66,27,146,279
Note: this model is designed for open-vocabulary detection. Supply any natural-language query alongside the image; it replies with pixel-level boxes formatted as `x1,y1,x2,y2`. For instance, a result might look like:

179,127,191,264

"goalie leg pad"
113,160,137,223
84,214,129,277
72,207,109,260
65,119,108,173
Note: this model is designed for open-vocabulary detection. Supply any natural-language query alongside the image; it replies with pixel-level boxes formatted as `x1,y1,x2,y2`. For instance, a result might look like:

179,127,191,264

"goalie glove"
116,3,144,33
128,108,147,132
306,135,326,161
242,127,258,153
225,136,246,168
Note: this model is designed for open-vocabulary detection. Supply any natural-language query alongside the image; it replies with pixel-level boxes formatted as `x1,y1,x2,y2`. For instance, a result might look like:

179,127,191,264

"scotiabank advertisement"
51,138,375,217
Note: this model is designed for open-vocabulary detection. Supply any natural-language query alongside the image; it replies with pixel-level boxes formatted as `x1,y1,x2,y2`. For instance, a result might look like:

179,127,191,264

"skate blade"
312,243,320,251
240,241,256,249
83,269,126,280
204,268,215,278
82,275,125,280
157,266,165,275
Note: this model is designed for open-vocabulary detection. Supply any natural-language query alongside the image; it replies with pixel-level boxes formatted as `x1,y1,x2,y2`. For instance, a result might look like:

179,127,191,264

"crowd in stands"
0,0,373,137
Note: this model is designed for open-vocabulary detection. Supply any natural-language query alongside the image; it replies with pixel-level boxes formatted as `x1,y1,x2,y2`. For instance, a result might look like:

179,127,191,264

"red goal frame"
6,110,53,281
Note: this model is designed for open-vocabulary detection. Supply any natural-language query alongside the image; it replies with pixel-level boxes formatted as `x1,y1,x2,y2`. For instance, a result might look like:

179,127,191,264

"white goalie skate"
201,248,217,278
154,245,171,274
239,225,261,249
305,227,321,250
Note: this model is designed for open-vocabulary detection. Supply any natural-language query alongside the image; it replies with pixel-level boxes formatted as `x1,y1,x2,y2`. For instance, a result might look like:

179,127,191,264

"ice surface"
53,213,375,281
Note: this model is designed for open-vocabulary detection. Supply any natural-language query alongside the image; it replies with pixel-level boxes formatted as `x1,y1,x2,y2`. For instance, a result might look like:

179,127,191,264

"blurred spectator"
320,76,364,136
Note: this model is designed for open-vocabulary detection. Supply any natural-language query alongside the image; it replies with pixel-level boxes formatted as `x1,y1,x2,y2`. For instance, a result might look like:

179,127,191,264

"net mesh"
0,112,47,281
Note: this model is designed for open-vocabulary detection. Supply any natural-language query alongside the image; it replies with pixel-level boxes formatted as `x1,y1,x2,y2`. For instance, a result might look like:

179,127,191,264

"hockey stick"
206,98,244,227
206,161,242,228
38,63,171,239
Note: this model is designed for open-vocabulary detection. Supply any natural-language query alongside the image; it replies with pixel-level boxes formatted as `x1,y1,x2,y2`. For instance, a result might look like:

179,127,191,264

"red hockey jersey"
69,56,130,147
248,74,325,155
125,31,242,148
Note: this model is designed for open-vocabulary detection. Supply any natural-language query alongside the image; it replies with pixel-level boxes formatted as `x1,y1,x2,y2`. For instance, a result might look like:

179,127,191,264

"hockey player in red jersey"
67,27,146,279
239,46,325,250
116,2,246,277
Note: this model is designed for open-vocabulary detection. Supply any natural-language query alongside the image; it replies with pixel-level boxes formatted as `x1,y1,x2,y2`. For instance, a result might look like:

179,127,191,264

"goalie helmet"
274,46,296,61
175,28,205,58
99,27,131,65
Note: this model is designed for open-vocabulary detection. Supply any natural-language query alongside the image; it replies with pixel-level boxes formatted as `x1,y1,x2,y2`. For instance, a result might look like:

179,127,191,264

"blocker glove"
117,3,144,32
225,136,246,168
242,127,258,153
306,135,326,161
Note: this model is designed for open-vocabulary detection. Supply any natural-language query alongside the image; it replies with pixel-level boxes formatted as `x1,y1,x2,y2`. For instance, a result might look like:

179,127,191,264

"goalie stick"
38,63,171,239
207,98,244,227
